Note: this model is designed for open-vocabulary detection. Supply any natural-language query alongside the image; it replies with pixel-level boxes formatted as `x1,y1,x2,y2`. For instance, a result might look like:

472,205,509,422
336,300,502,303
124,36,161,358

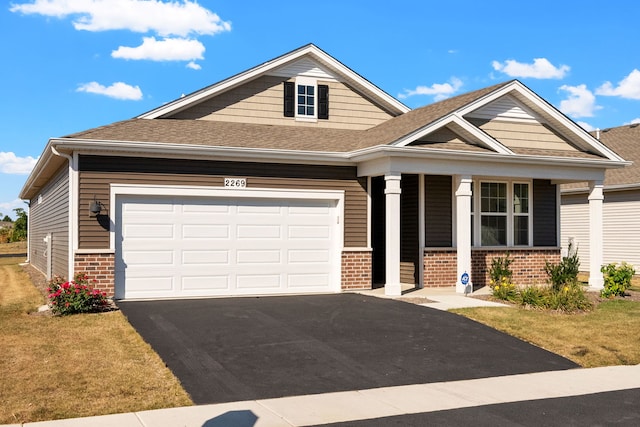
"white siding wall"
561,190,640,273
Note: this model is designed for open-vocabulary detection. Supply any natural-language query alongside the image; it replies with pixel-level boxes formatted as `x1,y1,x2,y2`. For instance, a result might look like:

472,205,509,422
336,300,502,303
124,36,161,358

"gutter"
50,146,77,282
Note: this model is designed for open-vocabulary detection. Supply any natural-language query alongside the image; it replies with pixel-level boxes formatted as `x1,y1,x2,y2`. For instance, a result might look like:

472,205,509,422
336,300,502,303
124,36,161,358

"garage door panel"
237,225,281,239
237,274,282,289
182,276,229,291
182,224,230,239
125,250,174,266
125,224,175,239
182,250,229,265
236,249,281,264
117,194,340,299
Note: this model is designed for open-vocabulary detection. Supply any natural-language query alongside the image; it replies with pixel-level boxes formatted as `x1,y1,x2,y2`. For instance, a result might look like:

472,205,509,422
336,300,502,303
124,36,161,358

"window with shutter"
283,79,329,121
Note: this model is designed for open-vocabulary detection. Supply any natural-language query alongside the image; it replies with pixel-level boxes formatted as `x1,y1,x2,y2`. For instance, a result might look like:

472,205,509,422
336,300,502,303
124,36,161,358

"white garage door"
115,194,340,299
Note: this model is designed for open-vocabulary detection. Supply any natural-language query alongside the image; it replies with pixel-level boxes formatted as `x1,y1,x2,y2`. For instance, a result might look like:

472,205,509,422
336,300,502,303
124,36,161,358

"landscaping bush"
489,253,517,301
601,262,636,298
544,242,580,292
544,282,592,312
48,273,108,316
517,285,546,308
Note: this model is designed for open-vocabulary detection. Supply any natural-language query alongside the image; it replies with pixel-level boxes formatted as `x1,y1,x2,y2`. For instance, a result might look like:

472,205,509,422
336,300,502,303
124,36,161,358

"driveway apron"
118,294,577,404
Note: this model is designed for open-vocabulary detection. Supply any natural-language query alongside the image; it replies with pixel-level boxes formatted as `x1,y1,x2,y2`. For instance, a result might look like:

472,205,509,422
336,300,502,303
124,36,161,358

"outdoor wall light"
89,197,105,217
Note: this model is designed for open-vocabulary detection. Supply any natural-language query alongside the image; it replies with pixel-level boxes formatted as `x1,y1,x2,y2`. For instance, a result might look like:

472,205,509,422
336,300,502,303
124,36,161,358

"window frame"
472,179,533,247
295,77,317,121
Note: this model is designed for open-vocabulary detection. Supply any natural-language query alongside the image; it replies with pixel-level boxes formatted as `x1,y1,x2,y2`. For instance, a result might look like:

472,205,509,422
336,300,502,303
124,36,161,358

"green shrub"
48,273,108,316
601,262,636,298
544,282,592,312
544,242,580,292
492,280,517,301
489,252,513,285
517,285,546,308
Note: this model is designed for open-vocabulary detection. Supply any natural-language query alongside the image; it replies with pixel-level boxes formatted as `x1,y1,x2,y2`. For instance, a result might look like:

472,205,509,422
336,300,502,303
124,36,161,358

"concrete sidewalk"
357,285,510,310
8,365,640,426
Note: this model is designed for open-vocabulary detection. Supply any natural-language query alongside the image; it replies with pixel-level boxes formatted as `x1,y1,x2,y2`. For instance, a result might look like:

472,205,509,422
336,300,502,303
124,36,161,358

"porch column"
385,173,402,296
455,175,473,293
588,180,604,288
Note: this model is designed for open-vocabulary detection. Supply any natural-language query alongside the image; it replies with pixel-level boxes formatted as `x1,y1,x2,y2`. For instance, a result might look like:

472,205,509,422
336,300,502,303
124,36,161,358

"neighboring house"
561,124,640,273
0,221,13,230
20,44,627,299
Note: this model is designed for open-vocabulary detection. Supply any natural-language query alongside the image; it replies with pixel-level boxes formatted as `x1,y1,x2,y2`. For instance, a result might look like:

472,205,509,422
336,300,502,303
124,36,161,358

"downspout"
51,146,76,281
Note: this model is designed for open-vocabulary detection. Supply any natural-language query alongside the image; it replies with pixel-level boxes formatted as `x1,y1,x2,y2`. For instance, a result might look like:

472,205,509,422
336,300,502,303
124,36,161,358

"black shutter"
283,81,295,117
318,84,329,119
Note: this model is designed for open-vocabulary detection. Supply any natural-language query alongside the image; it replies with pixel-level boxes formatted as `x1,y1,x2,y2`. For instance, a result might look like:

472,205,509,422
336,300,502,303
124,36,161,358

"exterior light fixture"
89,197,105,217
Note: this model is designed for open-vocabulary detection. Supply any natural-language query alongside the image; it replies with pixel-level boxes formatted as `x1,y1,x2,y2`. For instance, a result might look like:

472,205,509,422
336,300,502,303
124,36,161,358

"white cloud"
624,118,640,125
77,81,143,100
558,84,601,118
186,61,201,70
492,58,570,79
0,152,38,174
0,199,28,219
10,0,231,37
576,121,596,132
112,37,204,61
398,77,463,101
596,69,640,100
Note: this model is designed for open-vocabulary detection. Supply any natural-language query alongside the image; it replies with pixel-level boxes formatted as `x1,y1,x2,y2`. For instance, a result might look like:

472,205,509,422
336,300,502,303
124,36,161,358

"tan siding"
471,119,580,152
78,157,367,250
169,76,393,130
29,166,69,279
561,190,640,272
560,193,590,271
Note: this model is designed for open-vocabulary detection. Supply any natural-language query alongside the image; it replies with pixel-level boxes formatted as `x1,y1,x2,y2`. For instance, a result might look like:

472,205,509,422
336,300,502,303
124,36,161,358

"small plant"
601,262,636,298
517,285,546,308
48,273,108,316
545,242,580,292
489,252,513,285
492,279,517,301
544,282,592,312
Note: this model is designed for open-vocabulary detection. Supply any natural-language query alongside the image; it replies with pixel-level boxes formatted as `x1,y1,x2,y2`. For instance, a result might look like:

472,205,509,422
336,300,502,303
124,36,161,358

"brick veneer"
423,248,561,288
74,252,115,296
341,250,372,290
423,249,458,287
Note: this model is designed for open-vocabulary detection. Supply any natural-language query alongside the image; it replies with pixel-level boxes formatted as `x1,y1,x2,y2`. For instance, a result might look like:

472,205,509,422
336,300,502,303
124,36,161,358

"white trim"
75,248,115,254
138,44,409,119
366,176,372,249
294,76,318,120
342,247,373,252
50,146,77,281
384,173,402,296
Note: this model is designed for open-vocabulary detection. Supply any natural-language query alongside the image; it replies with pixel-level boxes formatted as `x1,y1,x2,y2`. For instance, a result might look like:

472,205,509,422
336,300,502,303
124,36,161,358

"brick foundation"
74,252,115,296
341,250,372,290
423,247,561,288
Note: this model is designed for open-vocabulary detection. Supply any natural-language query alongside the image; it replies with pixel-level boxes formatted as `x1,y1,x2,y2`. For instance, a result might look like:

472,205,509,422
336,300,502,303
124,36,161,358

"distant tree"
10,208,27,242
2,215,12,222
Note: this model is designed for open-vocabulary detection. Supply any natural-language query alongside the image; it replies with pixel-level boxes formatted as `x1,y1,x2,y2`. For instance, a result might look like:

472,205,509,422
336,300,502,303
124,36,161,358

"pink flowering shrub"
48,273,108,315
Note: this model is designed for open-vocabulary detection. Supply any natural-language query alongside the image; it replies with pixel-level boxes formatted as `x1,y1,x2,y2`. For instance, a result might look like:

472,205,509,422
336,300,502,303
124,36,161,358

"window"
297,84,315,116
474,181,531,247
283,80,329,120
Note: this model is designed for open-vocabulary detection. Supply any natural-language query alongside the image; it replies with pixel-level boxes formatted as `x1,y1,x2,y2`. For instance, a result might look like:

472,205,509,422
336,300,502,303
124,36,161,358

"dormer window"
284,79,329,120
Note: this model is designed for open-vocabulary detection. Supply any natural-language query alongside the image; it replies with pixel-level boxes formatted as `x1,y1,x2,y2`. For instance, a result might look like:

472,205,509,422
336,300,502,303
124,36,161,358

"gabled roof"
138,43,410,119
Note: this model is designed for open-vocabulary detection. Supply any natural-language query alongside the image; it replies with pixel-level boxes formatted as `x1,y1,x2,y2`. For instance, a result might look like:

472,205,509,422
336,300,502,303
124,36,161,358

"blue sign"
461,272,470,285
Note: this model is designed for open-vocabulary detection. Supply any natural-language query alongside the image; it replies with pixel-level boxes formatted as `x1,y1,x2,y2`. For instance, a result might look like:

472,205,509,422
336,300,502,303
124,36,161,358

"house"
0,221,13,230
20,44,628,300
561,124,640,273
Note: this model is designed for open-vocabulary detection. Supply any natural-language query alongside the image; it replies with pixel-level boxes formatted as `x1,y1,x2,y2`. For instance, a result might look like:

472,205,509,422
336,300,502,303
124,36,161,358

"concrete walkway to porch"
356,285,511,310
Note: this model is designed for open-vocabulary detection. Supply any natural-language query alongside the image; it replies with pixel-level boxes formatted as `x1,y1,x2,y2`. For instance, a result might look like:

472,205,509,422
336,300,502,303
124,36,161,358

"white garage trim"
111,184,344,299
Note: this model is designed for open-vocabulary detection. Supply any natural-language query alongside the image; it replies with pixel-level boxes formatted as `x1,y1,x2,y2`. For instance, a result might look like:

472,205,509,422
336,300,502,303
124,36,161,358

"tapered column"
385,173,402,296
588,180,604,288
455,175,473,293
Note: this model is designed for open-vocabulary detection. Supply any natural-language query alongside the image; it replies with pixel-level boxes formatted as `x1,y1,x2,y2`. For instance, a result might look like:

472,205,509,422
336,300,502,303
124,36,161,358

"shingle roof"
562,124,639,191
65,81,514,154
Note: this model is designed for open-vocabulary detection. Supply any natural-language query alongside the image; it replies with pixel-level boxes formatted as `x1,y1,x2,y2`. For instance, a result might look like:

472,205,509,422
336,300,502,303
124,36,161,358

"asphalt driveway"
118,294,577,405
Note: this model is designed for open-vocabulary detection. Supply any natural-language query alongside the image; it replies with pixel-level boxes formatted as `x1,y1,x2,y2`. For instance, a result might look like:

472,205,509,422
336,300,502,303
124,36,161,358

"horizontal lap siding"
78,156,367,250
29,166,69,278
170,76,393,130
560,193,590,271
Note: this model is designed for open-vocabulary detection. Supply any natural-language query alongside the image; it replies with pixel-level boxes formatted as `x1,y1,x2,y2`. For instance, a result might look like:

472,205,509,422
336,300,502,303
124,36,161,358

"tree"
2,215,12,222
10,208,27,242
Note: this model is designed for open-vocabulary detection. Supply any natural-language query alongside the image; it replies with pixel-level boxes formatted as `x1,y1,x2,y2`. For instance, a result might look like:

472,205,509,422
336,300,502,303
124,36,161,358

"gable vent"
466,95,538,122
269,58,338,80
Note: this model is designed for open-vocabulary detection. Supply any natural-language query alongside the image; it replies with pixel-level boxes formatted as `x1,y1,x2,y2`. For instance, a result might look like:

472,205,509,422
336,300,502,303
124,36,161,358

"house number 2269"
224,178,247,188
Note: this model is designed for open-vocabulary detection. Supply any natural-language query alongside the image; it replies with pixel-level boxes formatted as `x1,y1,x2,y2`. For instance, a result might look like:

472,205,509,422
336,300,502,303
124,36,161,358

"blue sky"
2,0,640,219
